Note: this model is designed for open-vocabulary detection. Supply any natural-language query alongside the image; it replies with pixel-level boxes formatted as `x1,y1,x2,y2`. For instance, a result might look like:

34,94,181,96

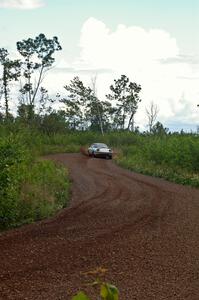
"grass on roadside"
0,135,70,230
18,159,70,226
115,136,199,187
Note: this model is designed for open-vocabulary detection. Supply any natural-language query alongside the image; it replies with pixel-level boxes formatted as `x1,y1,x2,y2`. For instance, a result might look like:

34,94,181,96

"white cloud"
0,0,44,9
72,17,199,130
39,17,198,131
78,17,179,71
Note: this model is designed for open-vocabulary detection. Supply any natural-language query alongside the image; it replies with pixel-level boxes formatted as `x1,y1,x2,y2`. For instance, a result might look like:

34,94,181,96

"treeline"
0,33,170,135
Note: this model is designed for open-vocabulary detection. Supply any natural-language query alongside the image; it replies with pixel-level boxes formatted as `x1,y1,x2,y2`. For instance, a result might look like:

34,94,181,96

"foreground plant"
72,281,119,300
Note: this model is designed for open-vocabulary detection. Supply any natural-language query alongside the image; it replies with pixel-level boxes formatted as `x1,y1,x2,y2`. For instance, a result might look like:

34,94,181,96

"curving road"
1,154,199,299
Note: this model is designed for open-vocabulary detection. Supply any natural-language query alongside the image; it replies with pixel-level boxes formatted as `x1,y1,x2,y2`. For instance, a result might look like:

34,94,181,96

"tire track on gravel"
1,153,199,300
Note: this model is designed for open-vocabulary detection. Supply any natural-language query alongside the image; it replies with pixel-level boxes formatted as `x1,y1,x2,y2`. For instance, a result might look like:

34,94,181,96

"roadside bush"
19,160,70,225
72,281,119,300
0,136,30,229
0,134,70,230
116,134,199,188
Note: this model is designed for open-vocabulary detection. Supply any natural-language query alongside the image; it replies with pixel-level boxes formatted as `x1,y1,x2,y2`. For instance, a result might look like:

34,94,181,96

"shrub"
18,160,70,224
72,282,119,300
0,136,30,229
0,134,70,230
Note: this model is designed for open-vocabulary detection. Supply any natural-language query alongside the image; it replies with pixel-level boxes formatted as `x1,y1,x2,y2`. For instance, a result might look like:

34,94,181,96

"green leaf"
100,283,119,300
72,291,91,300
108,284,119,300
100,284,108,298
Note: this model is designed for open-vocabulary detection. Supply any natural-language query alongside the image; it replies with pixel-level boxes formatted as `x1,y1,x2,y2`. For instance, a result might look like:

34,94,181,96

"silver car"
88,143,112,159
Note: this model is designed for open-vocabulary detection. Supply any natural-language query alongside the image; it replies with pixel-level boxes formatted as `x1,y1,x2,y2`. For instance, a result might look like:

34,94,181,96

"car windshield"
93,143,108,148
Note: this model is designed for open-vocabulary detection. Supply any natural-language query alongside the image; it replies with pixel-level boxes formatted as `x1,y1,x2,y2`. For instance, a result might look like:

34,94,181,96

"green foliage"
72,282,119,300
106,75,141,130
1,126,199,230
62,76,92,130
17,33,62,121
151,121,169,135
0,48,21,117
0,132,70,230
72,292,91,300
62,76,113,133
19,159,69,224
0,136,30,229
115,133,199,187
40,111,68,134
100,283,119,300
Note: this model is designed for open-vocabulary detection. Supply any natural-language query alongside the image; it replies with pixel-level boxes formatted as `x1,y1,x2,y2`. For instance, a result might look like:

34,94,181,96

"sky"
0,0,199,131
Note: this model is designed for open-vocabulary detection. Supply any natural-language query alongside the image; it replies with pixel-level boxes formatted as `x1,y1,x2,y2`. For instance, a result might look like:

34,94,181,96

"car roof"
92,143,108,147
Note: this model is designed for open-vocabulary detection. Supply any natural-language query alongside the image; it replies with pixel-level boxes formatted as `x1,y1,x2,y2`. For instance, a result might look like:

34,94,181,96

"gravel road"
1,153,199,299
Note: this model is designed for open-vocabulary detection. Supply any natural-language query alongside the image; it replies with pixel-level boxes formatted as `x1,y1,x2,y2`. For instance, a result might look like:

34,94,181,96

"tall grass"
1,125,198,230
115,134,199,187
28,129,199,188
0,131,70,230
18,159,70,226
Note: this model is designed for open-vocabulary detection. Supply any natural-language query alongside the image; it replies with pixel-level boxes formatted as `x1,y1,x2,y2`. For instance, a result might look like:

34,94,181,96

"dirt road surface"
1,154,199,299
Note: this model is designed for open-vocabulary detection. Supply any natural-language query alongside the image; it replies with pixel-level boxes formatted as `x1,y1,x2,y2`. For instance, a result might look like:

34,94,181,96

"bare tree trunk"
3,65,9,119
27,57,32,107
127,112,135,131
26,63,45,122
146,101,159,132
91,75,104,135
32,65,44,105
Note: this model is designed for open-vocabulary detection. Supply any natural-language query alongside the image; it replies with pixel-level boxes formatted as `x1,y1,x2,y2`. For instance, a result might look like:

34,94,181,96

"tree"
61,76,93,130
146,101,159,132
17,33,62,120
90,76,104,135
0,48,21,118
106,75,141,130
86,98,113,132
62,76,113,132
0,111,4,123
86,76,114,133
151,121,169,135
17,103,32,122
40,110,67,134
